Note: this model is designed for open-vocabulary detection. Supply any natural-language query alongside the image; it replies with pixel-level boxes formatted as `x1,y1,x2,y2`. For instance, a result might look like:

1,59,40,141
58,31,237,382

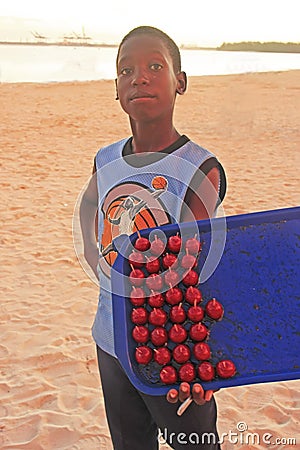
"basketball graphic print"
151,176,168,190
99,181,170,277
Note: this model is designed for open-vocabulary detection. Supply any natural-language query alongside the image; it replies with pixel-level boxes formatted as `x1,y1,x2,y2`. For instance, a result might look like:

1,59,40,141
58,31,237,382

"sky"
0,0,299,46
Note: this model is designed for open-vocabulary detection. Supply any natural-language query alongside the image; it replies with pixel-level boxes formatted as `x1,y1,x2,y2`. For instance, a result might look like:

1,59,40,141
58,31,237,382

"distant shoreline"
0,41,218,51
0,40,118,48
218,41,300,54
1,40,300,53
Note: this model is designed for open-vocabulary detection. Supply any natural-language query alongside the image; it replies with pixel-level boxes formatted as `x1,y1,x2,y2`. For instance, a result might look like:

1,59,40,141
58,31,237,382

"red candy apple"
128,251,145,268
179,362,196,382
131,307,148,325
162,253,178,269
167,234,182,253
165,287,183,305
181,253,197,269
189,323,209,341
168,324,187,343
169,304,186,323
134,236,150,252
151,327,168,346
154,347,171,365
187,302,204,322
132,325,149,343
205,298,224,321
185,286,202,305
160,365,177,384
164,268,180,287
197,361,215,381
135,346,152,364
172,344,191,364
130,287,145,306
129,268,145,286
216,360,236,378
185,236,202,254
146,273,163,291
193,342,211,361
148,291,165,308
145,256,161,274
150,235,165,256
182,270,199,286
149,308,167,326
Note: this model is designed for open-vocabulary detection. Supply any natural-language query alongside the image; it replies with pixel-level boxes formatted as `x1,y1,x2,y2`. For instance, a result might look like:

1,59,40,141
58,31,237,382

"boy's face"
116,35,186,123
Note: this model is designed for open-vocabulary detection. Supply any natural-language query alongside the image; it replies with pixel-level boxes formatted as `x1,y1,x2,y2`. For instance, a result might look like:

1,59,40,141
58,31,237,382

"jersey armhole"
185,157,227,210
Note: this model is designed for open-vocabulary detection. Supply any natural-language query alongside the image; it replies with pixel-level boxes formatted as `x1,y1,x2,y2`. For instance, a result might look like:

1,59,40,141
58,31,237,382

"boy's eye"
150,63,163,71
120,67,132,75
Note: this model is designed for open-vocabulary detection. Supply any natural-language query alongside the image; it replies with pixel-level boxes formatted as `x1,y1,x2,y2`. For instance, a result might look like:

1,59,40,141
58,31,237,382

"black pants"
96,346,221,450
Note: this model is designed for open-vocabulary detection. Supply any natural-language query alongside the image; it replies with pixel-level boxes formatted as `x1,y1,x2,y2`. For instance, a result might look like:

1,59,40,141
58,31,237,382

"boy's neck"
130,119,180,154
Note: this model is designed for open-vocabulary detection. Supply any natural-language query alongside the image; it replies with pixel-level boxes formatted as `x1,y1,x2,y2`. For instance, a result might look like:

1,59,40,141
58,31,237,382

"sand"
0,70,299,449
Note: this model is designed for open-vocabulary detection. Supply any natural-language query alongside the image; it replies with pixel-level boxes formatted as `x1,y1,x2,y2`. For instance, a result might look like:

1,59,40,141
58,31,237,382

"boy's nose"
131,68,149,85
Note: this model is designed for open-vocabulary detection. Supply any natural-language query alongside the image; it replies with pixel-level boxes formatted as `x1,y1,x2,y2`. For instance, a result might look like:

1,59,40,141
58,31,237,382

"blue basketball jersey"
92,136,225,356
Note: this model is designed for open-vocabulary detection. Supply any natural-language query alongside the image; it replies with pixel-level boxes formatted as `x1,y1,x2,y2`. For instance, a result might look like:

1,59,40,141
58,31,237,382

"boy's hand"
167,382,214,405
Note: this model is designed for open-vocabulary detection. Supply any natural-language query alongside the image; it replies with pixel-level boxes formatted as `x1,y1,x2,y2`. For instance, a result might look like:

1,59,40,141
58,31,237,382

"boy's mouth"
130,92,156,101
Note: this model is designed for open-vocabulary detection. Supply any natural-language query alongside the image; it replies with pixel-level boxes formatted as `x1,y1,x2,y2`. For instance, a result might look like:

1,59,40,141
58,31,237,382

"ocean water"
1,44,300,83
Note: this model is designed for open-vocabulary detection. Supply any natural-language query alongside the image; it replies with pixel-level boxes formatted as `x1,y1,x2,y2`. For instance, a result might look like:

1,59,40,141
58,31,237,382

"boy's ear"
176,71,187,95
115,78,119,100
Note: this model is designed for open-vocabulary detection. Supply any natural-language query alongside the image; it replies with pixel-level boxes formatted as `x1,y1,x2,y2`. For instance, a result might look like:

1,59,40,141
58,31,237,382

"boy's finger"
204,389,214,402
166,389,179,403
192,383,206,405
178,382,191,403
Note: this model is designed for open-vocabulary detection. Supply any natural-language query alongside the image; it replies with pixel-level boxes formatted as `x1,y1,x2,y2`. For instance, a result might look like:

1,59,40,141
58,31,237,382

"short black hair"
116,26,182,73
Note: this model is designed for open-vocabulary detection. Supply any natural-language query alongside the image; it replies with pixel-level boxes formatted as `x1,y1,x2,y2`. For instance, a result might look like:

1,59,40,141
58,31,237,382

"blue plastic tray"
112,206,300,395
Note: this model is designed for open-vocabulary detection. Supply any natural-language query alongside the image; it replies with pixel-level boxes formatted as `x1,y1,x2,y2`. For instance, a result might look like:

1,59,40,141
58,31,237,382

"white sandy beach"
0,70,299,449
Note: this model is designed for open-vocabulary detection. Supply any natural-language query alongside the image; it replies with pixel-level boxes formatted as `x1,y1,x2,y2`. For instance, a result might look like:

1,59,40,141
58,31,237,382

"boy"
80,26,226,450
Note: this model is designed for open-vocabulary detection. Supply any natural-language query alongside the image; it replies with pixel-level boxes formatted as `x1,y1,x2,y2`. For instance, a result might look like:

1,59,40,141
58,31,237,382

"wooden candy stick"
177,395,193,416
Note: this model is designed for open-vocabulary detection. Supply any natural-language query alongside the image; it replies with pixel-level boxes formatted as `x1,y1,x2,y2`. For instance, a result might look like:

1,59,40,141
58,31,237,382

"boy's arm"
182,167,220,222
79,169,99,279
